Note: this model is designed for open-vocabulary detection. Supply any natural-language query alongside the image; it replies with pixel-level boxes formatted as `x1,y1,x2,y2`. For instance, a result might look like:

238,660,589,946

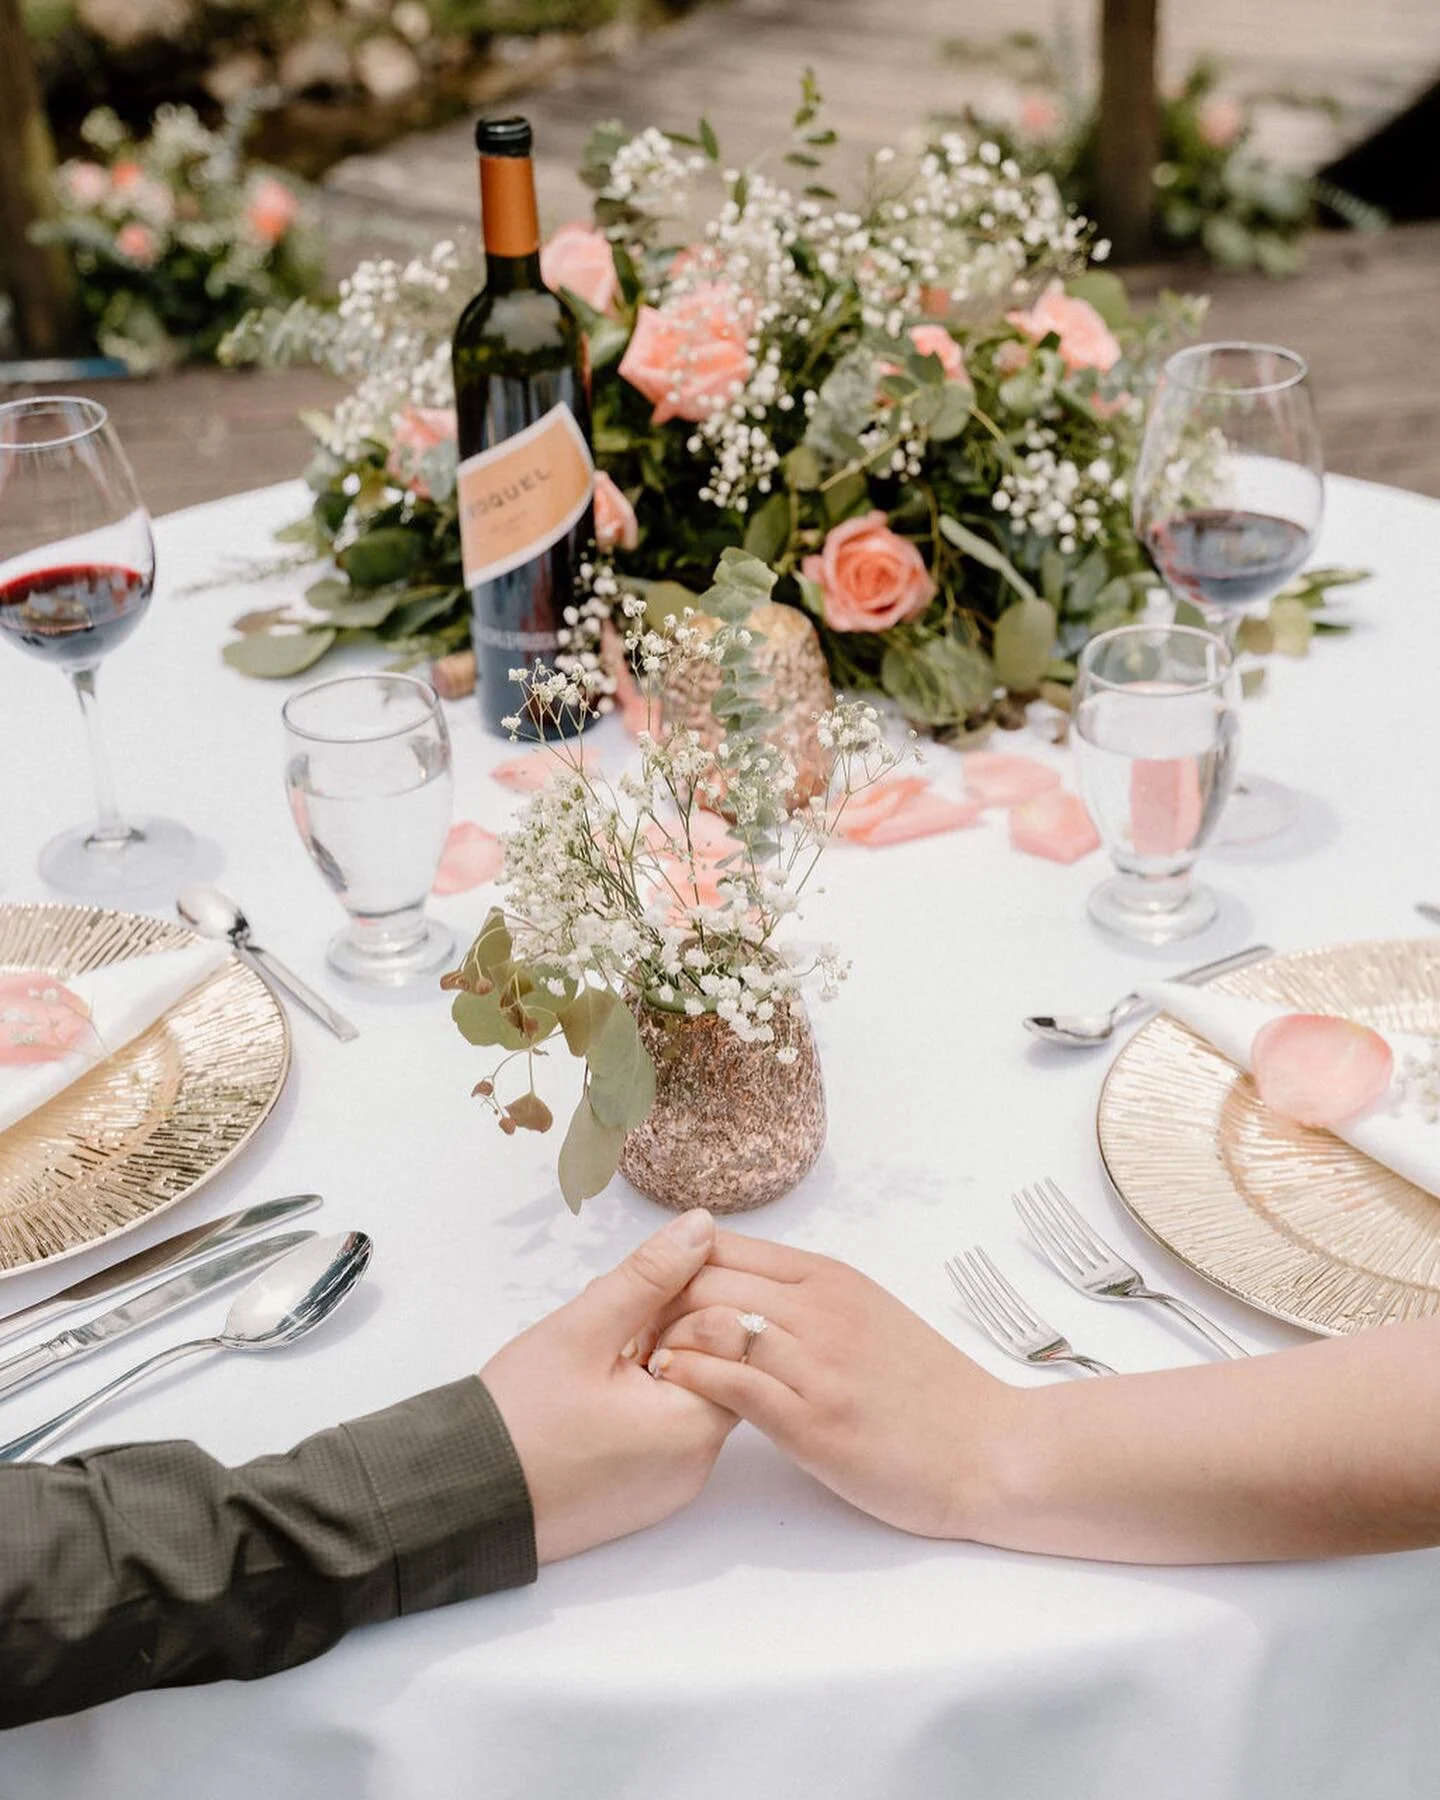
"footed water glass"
283,673,455,985
1073,624,1241,944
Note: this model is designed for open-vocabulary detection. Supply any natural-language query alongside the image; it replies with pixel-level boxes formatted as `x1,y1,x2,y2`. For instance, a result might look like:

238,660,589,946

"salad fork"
944,1247,1115,1376
1013,1177,1248,1359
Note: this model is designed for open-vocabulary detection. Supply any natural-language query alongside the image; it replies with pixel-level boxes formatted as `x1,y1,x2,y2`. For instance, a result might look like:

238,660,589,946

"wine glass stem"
69,666,135,849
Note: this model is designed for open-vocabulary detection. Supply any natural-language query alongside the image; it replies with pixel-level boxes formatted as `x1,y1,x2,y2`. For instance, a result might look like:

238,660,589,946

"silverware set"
1023,943,1273,1047
948,1177,1249,1377
0,1194,371,1460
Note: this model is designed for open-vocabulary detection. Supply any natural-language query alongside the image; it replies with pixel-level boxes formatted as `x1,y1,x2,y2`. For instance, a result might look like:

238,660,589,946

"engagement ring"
736,1311,769,1363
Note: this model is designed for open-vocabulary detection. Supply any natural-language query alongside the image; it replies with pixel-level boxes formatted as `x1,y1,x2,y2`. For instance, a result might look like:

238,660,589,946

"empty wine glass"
282,673,456,985
1132,341,1323,844
0,396,194,893
1073,624,1241,944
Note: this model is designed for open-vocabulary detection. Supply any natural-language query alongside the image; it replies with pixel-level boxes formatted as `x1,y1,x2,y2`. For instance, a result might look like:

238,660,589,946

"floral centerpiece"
40,104,322,373
443,546,899,1211
223,78,1352,727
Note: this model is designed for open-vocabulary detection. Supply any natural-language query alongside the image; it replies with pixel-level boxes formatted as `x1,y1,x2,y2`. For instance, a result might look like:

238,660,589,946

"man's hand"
481,1209,736,1564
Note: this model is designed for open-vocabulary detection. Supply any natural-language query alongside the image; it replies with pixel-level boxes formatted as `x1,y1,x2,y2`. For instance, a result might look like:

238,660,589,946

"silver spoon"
0,1231,372,1463
1023,943,1273,1048
178,883,359,1042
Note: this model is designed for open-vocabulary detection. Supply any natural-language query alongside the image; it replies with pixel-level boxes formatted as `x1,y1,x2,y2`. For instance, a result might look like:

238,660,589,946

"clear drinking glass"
0,396,194,894
1073,624,1241,944
1132,341,1323,844
282,673,456,985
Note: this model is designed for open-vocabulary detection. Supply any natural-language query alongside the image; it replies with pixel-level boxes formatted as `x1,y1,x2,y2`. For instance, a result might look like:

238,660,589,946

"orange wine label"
456,403,594,589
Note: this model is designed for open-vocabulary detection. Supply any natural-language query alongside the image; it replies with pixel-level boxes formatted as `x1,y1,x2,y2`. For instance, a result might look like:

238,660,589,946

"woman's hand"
481,1209,737,1565
646,1229,1017,1540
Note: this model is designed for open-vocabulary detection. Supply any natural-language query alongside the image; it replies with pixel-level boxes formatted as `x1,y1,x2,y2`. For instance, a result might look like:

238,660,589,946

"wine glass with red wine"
1133,342,1323,844
0,397,193,893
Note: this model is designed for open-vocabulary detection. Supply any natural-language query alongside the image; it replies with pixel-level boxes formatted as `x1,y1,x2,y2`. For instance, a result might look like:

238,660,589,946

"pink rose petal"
1009,789,1101,863
491,744,593,793
1252,1014,1394,1129
1131,757,1204,858
0,972,95,1065
963,752,1062,809
433,823,505,895
847,790,984,846
829,775,931,840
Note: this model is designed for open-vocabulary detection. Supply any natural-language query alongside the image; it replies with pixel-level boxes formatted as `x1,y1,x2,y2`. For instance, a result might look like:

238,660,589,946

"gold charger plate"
1098,939,1440,1337
0,902,289,1277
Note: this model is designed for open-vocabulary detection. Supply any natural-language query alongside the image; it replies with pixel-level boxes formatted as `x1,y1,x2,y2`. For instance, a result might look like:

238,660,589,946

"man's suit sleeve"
0,1376,536,1728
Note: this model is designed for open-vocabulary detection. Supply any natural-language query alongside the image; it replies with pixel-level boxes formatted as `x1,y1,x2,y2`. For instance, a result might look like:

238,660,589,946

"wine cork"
432,649,477,701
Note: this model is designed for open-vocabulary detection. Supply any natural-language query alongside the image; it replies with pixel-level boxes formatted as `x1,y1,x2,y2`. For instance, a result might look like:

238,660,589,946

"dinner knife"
0,1194,322,1352
0,1229,318,1403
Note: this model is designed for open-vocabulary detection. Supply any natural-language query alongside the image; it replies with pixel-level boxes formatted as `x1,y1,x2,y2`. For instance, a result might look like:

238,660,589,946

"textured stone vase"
659,602,836,812
618,996,826,1213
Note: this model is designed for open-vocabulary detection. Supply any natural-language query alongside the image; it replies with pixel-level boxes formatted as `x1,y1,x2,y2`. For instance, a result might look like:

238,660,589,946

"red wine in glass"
1142,509,1313,616
0,563,152,669
0,397,193,895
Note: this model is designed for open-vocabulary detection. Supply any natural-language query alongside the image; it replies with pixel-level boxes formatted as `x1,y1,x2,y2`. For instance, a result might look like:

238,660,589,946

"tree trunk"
1092,0,1159,263
0,0,80,357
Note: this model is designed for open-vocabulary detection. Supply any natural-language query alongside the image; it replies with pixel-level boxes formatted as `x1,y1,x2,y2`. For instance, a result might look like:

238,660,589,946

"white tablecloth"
3,473,1440,1798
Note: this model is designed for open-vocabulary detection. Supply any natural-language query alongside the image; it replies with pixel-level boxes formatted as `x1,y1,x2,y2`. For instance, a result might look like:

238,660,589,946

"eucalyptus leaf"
339,528,425,588
804,348,877,462
633,577,700,631
222,629,337,679
559,984,619,1056
880,635,994,728
557,1099,627,1213
586,1005,657,1130
451,988,528,1052
304,577,351,611
742,490,792,566
785,445,822,490
938,517,1038,602
823,471,869,524
992,596,1058,692
1268,595,1314,655
1065,272,1131,329
926,384,973,442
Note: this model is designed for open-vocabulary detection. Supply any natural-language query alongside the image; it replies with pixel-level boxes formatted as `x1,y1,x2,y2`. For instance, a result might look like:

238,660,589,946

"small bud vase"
618,994,826,1213
659,602,835,812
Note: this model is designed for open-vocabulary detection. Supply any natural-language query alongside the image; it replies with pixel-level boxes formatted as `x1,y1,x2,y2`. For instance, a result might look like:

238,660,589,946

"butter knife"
0,1194,322,1352
0,1229,318,1402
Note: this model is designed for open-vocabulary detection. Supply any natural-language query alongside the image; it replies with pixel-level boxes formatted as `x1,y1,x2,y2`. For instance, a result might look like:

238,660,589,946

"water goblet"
1132,340,1323,845
1073,623,1241,945
0,396,194,894
282,673,456,985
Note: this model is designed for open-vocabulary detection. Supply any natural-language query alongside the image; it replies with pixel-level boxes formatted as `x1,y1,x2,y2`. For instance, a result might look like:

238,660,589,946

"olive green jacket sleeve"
0,1376,536,1729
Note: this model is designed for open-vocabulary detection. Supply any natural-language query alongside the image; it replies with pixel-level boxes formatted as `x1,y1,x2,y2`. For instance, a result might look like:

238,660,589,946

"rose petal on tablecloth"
847,790,984,846
1010,789,1101,862
433,823,505,894
1252,1013,1395,1128
0,973,97,1066
1131,757,1204,858
963,752,1062,809
829,775,931,839
491,744,593,792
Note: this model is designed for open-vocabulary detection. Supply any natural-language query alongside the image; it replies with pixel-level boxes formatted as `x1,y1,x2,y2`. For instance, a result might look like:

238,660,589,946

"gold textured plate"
1099,939,1440,1337
0,902,289,1277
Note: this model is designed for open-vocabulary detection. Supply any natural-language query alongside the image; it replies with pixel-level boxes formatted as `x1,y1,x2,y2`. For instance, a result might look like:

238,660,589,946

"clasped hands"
480,1208,1012,1565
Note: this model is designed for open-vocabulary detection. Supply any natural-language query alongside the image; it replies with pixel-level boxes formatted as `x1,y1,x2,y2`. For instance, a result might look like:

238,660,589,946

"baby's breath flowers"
444,549,901,1212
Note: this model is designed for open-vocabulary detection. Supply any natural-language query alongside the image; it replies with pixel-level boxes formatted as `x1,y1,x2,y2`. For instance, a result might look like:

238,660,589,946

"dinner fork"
1013,1178,1249,1359
944,1247,1115,1376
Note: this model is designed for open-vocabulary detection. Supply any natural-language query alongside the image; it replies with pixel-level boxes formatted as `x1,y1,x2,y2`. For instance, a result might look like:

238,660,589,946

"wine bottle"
451,116,595,738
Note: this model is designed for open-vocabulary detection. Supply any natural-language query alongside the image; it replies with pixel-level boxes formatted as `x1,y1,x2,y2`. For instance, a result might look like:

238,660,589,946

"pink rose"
245,175,300,248
115,222,160,267
1006,281,1121,375
1197,95,1244,150
541,221,619,316
919,285,952,319
906,324,970,385
63,160,109,208
1018,91,1061,138
593,470,638,551
618,284,754,425
994,340,1031,377
387,404,457,499
801,511,936,634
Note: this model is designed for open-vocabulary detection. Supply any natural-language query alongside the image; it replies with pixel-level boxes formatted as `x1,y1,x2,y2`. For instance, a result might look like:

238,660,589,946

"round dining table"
3,471,1440,1798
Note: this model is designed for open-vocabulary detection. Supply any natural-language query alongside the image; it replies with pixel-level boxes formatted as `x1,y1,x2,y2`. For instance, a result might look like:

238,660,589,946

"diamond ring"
736,1311,769,1363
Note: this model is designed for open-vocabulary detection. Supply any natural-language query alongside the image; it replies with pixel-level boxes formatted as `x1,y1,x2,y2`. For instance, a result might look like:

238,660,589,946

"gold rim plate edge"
1097,938,1440,1338
0,901,291,1281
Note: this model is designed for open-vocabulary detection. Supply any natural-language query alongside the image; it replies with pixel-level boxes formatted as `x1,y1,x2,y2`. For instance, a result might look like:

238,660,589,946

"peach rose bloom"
1006,281,1121,375
1197,95,1244,150
63,160,109,208
541,221,619,316
387,405,457,499
906,324,970,385
802,511,936,634
593,470,638,551
919,285,951,319
115,222,160,266
618,284,754,425
245,175,300,247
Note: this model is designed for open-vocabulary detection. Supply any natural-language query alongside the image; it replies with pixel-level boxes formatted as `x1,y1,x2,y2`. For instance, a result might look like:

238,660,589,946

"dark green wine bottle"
451,116,595,738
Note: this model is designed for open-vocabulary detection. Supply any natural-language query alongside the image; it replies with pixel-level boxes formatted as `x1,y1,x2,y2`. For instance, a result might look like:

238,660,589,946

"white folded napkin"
0,942,231,1137
1141,980,1440,1202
